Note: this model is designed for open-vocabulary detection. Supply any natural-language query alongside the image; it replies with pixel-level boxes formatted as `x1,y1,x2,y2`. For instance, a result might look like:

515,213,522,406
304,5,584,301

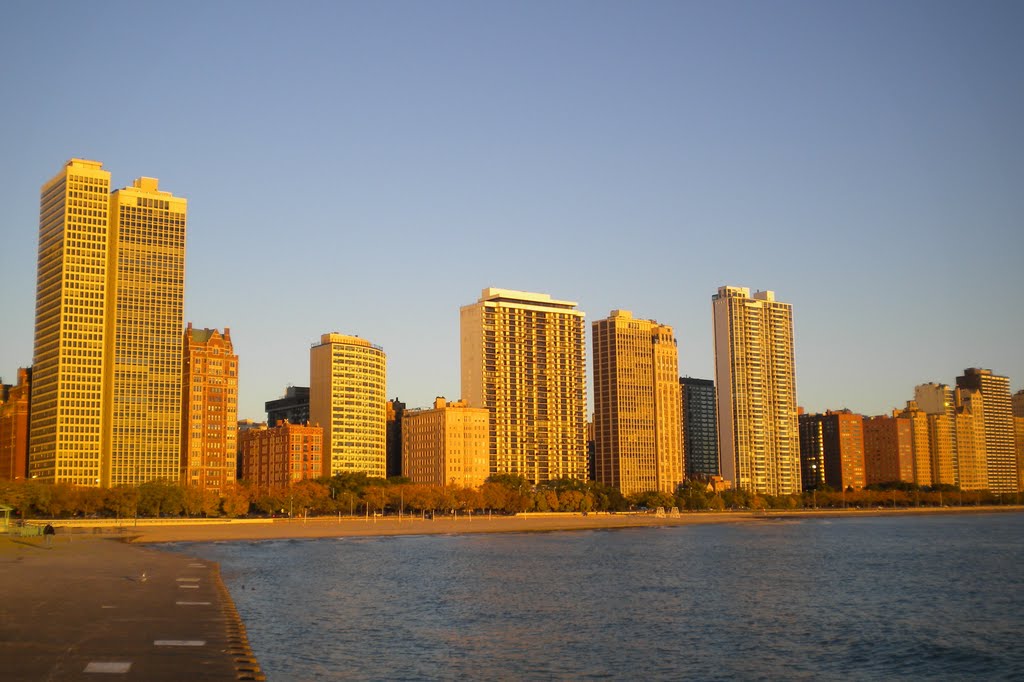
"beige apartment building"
1014,390,1024,492
402,398,489,488
956,368,1017,493
181,325,238,491
712,286,800,495
954,387,989,491
914,383,958,486
105,177,187,485
592,310,682,495
309,333,386,478
29,160,187,486
897,402,934,487
240,420,323,489
461,288,588,484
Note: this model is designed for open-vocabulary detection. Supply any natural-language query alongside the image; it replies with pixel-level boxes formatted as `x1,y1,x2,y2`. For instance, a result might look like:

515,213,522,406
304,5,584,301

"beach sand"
120,505,1024,544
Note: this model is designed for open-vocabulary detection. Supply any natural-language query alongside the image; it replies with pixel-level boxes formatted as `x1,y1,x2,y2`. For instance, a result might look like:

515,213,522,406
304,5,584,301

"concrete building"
712,286,800,495
680,377,719,478
236,419,266,481
461,288,588,484
386,398,406,479
29,160,187,486
240,420,323,489
401,398,489,488
798,410,865,491
265,386,310,426
956,368,1017,493
592,310,682,496
181,325,238,491
1014,390,1024,492
862,415,915,486
954,387,989,491
915,383,958,485
0,368,31,480
104,177,187,486
898,402,934,487
310,333,386,478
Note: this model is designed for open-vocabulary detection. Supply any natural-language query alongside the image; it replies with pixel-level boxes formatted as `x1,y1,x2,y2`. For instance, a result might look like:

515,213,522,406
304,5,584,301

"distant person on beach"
43,523,55,547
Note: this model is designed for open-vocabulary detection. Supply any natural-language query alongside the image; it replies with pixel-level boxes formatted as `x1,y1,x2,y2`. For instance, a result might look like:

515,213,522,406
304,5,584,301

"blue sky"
1,1,1021,421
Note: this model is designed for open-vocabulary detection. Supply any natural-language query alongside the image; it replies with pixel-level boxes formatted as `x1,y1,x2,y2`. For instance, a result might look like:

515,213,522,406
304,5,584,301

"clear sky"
1,1,1022,421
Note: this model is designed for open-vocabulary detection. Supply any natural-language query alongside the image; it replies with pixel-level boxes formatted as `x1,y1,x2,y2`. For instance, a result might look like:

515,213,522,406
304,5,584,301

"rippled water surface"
170,513,1024,680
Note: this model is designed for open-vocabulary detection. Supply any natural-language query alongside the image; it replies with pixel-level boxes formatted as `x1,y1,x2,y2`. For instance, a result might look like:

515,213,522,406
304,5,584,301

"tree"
105,485,139,519
220,483,252,517
137,480,184,517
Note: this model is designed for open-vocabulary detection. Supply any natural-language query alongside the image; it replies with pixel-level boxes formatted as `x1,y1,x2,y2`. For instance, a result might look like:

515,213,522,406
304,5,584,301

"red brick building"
241,421,323,489
0,368,31,480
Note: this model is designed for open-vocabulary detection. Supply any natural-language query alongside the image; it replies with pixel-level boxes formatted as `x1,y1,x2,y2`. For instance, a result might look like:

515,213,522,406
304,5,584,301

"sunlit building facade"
954,387,988,492
0,368,31,481
310,333,387,478
461,288,588,484
29,160,112,484
798,410,865,491
181,325,238,491
29,161,188,486
240,420,323,489
898,402,934,487
862,414,914,486
956,368,1017,493
712,286,800,495
104,177,187,485
593,310,682,495
402,398,489,488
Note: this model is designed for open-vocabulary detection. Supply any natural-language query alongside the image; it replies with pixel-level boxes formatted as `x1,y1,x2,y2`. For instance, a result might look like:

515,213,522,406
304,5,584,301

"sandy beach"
111,505,1024,544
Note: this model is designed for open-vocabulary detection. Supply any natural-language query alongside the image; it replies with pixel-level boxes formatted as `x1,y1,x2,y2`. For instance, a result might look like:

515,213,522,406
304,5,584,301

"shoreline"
100,504,1024,545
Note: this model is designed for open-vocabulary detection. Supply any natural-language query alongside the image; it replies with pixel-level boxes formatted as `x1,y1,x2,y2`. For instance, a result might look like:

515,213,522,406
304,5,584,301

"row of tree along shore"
1,474,1020,521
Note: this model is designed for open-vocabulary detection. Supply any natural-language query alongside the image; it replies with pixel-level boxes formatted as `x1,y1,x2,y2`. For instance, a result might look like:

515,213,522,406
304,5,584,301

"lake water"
170,513,1024,680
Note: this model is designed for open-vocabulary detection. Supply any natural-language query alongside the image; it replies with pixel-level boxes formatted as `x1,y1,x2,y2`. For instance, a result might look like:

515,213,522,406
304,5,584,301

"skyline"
2,2,1022,421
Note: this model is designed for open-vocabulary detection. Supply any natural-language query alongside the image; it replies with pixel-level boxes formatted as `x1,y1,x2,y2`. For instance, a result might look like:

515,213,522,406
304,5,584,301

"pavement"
0,533,263,681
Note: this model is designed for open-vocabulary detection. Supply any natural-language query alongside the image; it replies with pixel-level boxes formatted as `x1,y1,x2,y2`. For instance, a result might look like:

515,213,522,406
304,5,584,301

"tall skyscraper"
954,387,989,491
897,402,934,487
310,333,387,478
680,377,719,478
592,310,682,495
712,286,800,495
29,160,187,486
915,383,958,485
29,160,112,484
1013,390,1024,493
461,288,587,484
181,325,238,491
798,410,865,491
105,177,187,485
956,368,1017,493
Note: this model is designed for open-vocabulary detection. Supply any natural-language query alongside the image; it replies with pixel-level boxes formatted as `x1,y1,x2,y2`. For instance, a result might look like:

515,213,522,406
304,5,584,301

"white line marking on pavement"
154,640,206,647
84,662,132,673
176,578,201,582
176,601,212,605
101,605,117,609
188,563,206,568
178,584,199,589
